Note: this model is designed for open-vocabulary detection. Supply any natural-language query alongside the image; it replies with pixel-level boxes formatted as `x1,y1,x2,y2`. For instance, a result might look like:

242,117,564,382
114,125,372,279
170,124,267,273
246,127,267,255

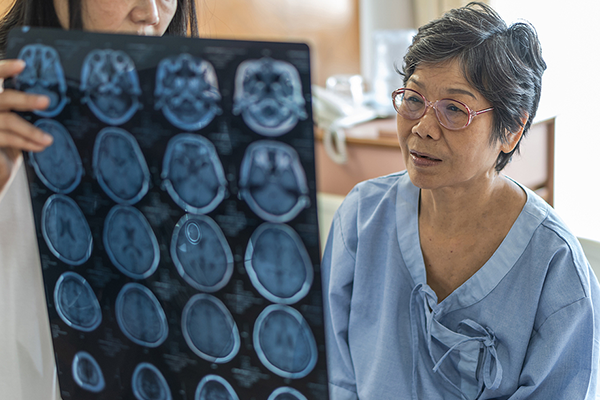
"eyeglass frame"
391,87,494,131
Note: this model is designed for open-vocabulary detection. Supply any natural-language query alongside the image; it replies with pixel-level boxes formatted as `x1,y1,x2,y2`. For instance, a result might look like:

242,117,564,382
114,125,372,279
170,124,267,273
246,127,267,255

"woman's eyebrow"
446,88,477,100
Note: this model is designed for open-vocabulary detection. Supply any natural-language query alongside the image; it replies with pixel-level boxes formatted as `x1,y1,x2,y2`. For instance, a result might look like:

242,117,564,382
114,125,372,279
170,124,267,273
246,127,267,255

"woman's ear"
501,112,529,153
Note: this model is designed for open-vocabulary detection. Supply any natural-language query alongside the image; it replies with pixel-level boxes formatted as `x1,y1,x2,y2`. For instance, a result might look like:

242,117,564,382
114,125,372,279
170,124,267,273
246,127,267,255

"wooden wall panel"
196,0,360,85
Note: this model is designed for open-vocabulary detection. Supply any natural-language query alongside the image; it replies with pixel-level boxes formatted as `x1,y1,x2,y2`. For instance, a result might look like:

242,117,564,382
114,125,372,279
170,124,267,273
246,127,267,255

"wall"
196,0,360,86
491,0,600,241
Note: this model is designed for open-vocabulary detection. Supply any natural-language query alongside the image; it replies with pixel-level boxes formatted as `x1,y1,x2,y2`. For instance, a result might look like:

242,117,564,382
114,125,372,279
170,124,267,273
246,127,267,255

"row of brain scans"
16,44,308,136
73,350,310,400
31,119,309,222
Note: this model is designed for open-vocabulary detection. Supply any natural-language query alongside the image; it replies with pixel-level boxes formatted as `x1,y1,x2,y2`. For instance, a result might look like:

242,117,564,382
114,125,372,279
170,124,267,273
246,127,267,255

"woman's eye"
406,95,423,104
445,103,466,114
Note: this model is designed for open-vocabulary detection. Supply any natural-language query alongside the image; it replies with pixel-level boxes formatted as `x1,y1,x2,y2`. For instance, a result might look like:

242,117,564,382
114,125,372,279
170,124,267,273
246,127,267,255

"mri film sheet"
7,27,327,400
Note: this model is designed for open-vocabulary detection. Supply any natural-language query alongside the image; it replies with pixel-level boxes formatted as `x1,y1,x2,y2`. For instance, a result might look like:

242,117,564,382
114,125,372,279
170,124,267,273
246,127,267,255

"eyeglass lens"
393,89,471,130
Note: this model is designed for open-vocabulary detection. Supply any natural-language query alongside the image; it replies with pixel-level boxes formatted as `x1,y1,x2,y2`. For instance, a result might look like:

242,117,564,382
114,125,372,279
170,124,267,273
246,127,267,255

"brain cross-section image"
171,214,233,292
104,205,160,280
16,44,67,117
239,141,309,222
29,119,83,194
132,363,172,400
181,294,240,363
41,194,93,266
115,283,168,348
93,127,150,205
253,305,318,379
268,387,308,400
80,49,141,125
155,53,222,131
162,134,227,214
195,375,239,400
233,57,307,137
54,272,102,332
72,351,105,393
245,223,313,304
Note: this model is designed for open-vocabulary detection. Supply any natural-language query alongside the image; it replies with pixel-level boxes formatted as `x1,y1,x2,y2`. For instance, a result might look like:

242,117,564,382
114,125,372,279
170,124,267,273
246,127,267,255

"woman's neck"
418,174,526,235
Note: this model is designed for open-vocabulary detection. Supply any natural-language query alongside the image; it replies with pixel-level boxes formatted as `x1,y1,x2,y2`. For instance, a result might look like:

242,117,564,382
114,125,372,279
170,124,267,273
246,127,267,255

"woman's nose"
131,0,160,26
412,106,442,139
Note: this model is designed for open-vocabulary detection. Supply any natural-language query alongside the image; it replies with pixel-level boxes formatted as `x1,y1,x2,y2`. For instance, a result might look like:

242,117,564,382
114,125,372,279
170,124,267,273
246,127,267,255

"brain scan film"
41,194,92,265
72,351,105,393
162,134,227,214
54,271,102,332
93,127,150,205
16,44,67,117
245,223,312,304
29,119,83,194
232,57,307,137
239,141,309,222
115,283,168,348
267,387,308,400
132,362,172,400
104,205,160,280
80,49,141,125
155,54,222,131
171,214,233,292
182,294,240,364
253,305,318,379
195,375,239,400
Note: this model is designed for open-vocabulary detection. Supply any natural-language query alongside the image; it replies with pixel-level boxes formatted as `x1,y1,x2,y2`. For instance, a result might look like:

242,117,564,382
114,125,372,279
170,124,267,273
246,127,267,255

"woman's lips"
409,150,442,166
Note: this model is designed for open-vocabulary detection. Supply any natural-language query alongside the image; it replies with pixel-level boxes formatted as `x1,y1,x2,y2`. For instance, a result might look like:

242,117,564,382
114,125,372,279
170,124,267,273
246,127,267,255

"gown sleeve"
508,276,600,399
321,190,360,400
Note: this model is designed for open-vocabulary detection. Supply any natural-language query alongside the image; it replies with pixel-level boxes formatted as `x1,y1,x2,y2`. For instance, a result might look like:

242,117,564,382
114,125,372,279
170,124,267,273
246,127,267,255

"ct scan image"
29,119,83,194
233,57,307,137
15,43,67,117
72,351,106,393
93,127,150,205
155,53,222,131
170,214,234,292
41,194,93,266
80,49,141,125
245,223,313,304
181,294,240,364
131,362,172,400
194,375,239,400
10,27,327,400
239,141,309,222
253,305,318,379
104,205,160,280
162,134,227,214
54,271,102,332
115,283,169,348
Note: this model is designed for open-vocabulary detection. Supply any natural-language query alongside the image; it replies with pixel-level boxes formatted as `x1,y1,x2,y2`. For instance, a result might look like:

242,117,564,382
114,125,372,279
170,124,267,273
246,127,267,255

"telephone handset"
312,85,378,164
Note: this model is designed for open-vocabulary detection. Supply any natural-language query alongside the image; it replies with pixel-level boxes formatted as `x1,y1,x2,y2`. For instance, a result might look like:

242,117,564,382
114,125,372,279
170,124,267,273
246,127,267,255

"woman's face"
53,0,178,36
396,59,514,192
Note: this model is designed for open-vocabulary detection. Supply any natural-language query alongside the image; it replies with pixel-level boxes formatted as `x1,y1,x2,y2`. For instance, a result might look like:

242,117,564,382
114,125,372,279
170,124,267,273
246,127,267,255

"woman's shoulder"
339,170,412,214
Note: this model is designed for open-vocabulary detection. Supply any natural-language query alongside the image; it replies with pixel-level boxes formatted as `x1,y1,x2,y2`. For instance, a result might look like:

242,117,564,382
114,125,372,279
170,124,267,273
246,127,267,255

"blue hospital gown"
321,171,600,400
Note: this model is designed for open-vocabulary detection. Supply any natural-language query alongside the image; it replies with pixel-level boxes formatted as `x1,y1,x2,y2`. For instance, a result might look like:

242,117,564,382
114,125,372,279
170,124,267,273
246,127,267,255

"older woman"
0,1,197,399
322,3,599,399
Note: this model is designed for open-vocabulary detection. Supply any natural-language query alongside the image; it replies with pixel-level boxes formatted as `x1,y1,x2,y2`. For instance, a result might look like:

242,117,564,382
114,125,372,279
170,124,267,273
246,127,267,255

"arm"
321,206,359,400
508,296,598,399
0,59,52,198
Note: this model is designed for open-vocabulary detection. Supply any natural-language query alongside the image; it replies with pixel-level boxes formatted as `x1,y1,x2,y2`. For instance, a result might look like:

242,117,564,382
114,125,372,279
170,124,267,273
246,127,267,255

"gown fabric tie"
410,283,503,399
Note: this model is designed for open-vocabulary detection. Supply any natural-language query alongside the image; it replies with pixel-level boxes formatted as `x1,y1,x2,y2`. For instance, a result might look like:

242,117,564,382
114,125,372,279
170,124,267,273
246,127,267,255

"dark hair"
0,0,198,57
401,2,546,171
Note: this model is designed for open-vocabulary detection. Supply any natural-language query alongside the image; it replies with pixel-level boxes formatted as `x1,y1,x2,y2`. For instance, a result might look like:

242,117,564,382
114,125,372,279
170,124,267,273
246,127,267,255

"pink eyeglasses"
392,88,494,130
